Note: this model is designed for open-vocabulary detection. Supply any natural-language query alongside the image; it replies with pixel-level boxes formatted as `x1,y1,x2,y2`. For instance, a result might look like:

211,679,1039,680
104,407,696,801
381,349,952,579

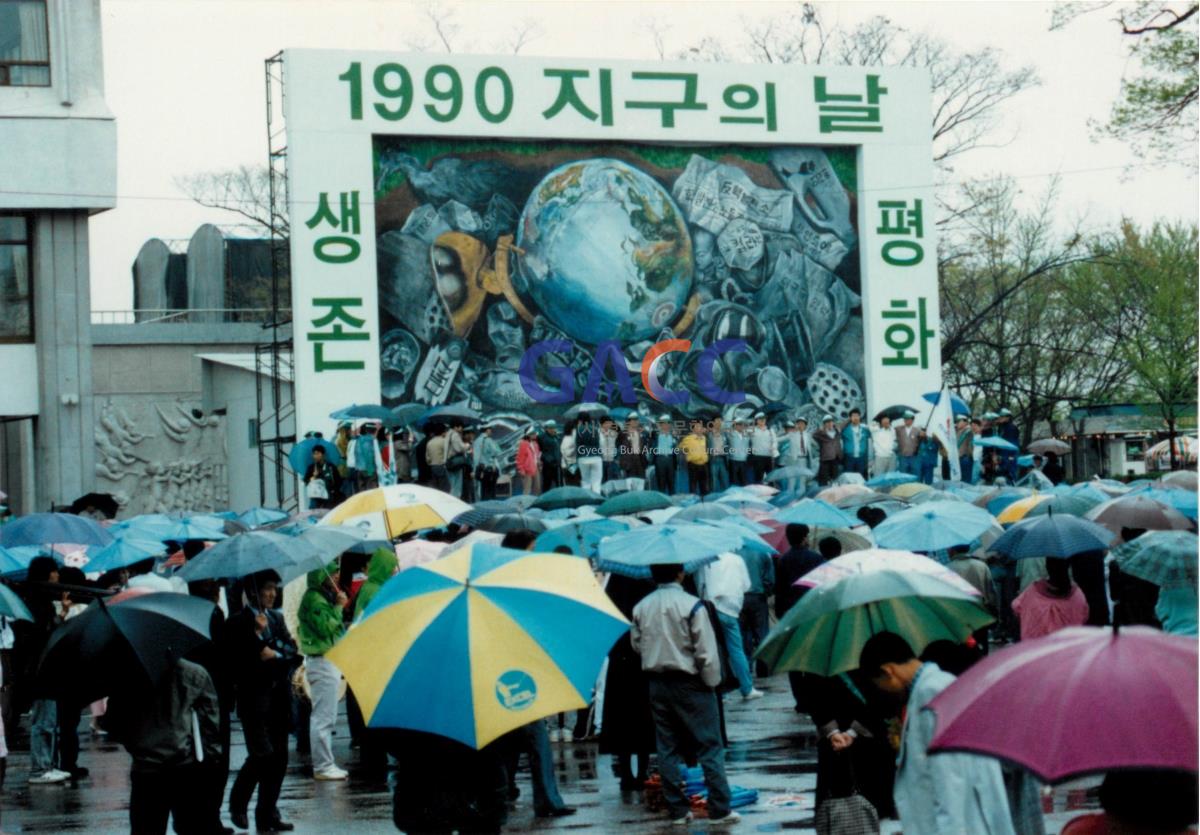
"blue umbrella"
288,437,342,473
391,403,429,426
0,513,113,548
922,390,971,416
176,531,323,582
416,401,480,428
672,503,738,523
867,471,919,488
83,537,165,574
331,403,407,428
0,546,37,575
0,584,32,622
116,514,228,543
698,516,773,535
597,524,745,578
534,518,630,557
1016,454,1035,468
988,513,1116,560
1131,487,1199,521
874,503,997,552
975,436,1020,452
986,489,1032,516
236,507,290,529
774,499,860,529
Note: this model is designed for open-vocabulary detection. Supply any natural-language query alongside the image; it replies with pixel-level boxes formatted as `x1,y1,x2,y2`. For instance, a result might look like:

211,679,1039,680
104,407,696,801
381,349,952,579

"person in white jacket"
697,552,763,701
871,415,899,476
778,417,818,495
748,413,778,484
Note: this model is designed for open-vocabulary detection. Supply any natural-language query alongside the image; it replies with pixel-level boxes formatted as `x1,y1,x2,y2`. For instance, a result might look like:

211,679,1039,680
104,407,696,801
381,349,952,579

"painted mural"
373,138,863,425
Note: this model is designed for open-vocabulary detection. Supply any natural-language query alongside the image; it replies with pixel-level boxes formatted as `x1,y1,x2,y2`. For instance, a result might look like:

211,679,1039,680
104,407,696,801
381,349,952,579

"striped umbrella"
322,485,470,539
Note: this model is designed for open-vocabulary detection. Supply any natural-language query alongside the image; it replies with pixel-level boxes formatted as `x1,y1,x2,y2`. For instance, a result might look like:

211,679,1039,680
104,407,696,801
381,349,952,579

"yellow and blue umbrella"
322,484,470,539
326,541,629,749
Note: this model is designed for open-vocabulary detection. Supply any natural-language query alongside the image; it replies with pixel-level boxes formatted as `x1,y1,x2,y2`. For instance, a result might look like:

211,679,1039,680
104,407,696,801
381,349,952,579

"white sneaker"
710,810,742,825
742,688,764,701
313,766,348,781
671,811,694,826
28,770,69,784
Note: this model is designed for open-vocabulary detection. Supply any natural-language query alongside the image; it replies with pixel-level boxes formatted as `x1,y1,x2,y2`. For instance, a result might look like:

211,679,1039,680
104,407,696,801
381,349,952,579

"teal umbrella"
755,570,994,676
0,583,32,622
597,524,744,578
176,531,323,582
1112,530,1199,589
595,491,675,518
773,499,860,529
533,518,630,557
82,537,165,574
531,486,604,511
1023,494,1102,519
875,503,996,552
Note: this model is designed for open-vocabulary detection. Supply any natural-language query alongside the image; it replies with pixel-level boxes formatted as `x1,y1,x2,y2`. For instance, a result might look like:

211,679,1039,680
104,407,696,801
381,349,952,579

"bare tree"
502,18,544,55
175,165,284,237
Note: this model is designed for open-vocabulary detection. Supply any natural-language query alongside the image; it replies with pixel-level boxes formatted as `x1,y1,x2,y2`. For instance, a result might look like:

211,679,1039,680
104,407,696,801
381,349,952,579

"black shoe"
257,820,294,833
230,811,249,831
68,766,89,779
619,777,641,791
535,807,577,818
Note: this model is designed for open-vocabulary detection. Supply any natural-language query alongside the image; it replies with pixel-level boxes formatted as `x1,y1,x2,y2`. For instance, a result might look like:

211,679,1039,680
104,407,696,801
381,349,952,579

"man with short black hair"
632,564,739,827
858,632,1016,835
841,409,870,477
651,417,677,495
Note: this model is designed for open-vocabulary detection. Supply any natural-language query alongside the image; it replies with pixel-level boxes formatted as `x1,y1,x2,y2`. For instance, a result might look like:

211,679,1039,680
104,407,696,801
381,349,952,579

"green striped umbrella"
755,570,994,677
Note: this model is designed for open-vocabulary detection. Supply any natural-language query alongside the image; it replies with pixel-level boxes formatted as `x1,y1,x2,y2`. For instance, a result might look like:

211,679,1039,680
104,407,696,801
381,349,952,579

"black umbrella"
69,492,120,519
474,513,547,534
36,592,214,704
874,404,919,422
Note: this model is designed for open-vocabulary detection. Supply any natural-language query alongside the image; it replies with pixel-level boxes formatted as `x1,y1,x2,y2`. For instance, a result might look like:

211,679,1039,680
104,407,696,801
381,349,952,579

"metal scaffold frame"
257,52,297,511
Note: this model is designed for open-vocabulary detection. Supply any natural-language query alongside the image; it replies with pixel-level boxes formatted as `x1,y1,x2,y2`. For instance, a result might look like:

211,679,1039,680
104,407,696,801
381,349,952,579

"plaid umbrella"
989,513,1115,560
1111,530,1198,589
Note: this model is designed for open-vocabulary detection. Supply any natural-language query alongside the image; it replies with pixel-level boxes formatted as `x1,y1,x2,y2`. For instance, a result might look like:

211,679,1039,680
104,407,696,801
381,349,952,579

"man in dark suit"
774,524,827,713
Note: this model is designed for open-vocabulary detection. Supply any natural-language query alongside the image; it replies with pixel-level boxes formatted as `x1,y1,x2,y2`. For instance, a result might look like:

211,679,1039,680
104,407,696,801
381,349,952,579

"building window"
0,215,33,341
0,0,50,87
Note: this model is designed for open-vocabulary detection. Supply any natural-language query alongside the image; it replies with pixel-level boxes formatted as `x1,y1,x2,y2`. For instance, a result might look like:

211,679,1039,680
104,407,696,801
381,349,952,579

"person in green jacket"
298,561,348,781
354,548,398,620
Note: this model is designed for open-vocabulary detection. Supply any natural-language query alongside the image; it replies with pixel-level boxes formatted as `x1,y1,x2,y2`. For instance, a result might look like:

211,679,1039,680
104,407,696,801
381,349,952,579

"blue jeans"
524,719,566,813
709,457,730,493
647,675,732,819
959,456,974,483
899,455,919,476
919,457,937,484
715,612,753,695
845,456,867,476
30,698,58,773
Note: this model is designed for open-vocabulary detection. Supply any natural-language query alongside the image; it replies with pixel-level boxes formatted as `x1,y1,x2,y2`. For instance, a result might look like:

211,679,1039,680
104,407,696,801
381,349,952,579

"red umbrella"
928,626,1197,783
760,519,788,553
1085,495,1195,536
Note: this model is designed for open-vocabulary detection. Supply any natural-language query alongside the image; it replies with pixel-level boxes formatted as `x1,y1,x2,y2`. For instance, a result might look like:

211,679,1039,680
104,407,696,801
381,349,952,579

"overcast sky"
89,0,1199,311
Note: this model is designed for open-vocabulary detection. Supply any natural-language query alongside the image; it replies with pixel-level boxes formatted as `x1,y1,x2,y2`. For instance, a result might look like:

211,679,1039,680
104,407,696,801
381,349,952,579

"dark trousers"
844,456,867,477
542,462,562,490
56,700,80,772
130,763,213,835
739,593,770,677
653,456,675,495
231,705,289,824
750,454,772,484
647,674,731,819
817,459,839,485
730,459,751,486
687,463,710,496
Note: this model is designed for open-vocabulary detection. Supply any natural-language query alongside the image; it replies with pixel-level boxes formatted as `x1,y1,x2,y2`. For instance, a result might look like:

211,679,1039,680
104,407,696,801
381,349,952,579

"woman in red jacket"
516,429,541,496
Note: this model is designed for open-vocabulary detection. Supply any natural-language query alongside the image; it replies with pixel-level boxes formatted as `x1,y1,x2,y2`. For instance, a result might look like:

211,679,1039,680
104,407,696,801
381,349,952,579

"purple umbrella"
928,626,1197,782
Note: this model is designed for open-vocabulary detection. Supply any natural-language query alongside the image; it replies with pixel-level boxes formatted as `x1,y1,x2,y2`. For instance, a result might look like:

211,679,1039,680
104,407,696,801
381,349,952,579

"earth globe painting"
514,158,694,345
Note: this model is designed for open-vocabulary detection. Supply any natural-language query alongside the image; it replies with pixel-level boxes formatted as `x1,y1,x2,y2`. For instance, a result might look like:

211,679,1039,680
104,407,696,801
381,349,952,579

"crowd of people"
304,406,1050,507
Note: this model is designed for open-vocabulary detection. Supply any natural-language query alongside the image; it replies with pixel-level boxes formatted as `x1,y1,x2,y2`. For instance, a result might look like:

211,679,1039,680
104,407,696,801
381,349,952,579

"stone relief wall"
93,399,228,517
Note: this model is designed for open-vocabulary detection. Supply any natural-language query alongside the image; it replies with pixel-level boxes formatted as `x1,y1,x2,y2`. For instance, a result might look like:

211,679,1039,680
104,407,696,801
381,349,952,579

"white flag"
927,388,961,482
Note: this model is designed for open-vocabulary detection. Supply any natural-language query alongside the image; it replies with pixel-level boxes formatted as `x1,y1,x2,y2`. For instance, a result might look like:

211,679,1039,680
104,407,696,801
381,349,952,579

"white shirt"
697,552,752,618
872,426,898,458
749,426,778,457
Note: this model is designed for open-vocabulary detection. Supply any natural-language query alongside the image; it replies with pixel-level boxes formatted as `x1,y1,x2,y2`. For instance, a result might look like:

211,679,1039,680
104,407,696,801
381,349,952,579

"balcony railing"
91,309,289,325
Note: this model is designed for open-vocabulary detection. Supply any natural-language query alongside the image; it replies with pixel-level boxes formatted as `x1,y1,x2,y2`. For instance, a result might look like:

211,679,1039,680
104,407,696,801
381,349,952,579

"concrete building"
0,0,116,514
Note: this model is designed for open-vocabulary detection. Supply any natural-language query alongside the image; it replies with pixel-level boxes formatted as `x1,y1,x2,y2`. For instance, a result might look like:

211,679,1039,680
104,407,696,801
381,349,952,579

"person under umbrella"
302,445,341,511
297,561,348,781
226,571,298,832
858,632,1017,835
1011,558,1090,641
599,572,656,792
16,556,70,784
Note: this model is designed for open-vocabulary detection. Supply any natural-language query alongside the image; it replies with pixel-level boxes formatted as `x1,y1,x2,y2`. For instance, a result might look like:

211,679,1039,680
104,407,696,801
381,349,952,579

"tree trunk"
1167,416,1178,471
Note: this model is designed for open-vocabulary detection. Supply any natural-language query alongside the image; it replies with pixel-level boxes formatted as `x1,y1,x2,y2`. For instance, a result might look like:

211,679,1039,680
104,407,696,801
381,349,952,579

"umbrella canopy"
452,500,527,528
1162,470,1199,491
69,492,120,519
176,531,324,582
928,626,1197,782
1,513,114,548
393,539,446,572
236,507,290,529
756,570,993,676
833,490,902,511
889,482,932,501
988,513,1115,560
795,549,980,596
595,490,675,518
330,403,408,428
866,471,919,488
1027,438,1071,456
983,489,1034,517
326,542,629,748
0,546,35,576
0,583,32,621
475,513,547,535
287,437,343,474
975,436,1020,452
1086,495,1195,535
417,400,481,428
995,494,1053,524
37,592,215,704
764,465,815,484
815,484,873,504
533,518,630,557
322,485,471,539
774,499,860,529
1023,494,1103,519
1130,487,1199,521
81,537,165,575
390,403,430,426
1111,530,1199,590
873,503,997,552
671,503,738,523
596,524,744,578
808,526,874,554
531,486,604,511
874,404,919,422
922,390,971,416
297,525,373,563
1145,435,1199,468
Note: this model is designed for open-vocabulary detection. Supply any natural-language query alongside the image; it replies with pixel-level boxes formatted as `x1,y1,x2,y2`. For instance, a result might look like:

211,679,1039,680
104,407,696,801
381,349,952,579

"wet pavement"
3,676,1098,833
